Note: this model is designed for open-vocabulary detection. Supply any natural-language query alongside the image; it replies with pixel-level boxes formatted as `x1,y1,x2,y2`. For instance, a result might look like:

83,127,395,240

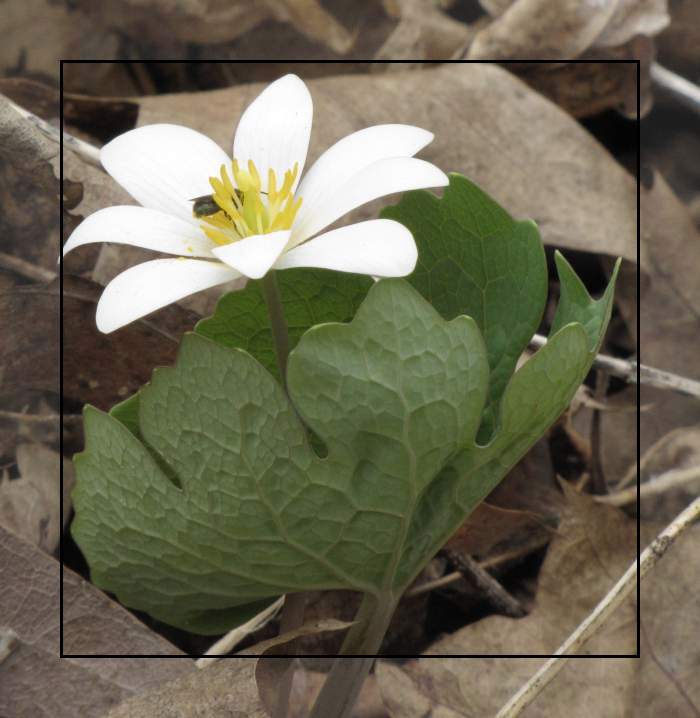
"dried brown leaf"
593,173,700,485
517,38,653,118
625,425,700,521
265,0,355,54
469,0,669,60
71,0,353,53
377,488,639,715
253,618,354,716
102,658,266,717
0,443,72,553
596,0,670,48
0,94,62,272
373,0,472,63
378,491,700,716
445,440,561,559
0,0,119,86
635,522,700,716
0,524,189,717
656,0,700,77
0,275,199,410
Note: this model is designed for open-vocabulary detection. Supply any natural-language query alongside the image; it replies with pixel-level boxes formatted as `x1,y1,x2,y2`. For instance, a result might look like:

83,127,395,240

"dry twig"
407,537,550,598
443,548,526,618
195,596,285,668
0,251,56,283
596,464,700,507
494,496,700,718
651,62,700,116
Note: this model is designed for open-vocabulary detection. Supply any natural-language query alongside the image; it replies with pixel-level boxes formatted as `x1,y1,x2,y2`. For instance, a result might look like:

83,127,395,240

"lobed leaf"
396,256,619,588
381,173,548,442
72,279,489,632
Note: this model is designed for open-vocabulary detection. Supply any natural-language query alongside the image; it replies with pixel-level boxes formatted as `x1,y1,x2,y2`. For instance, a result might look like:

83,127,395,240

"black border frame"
59,58,641,660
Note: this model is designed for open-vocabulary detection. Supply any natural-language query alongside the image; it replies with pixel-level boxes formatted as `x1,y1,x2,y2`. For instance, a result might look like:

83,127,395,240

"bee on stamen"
190,190,269,218
190,194,231,218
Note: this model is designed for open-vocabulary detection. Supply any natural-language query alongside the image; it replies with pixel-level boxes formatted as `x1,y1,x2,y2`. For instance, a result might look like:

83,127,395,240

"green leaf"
110,393,140,437
550,251,621,355
110,394,284,633
395,257,619,588
381,173,548,442
72,279,490,633
195,268,372,381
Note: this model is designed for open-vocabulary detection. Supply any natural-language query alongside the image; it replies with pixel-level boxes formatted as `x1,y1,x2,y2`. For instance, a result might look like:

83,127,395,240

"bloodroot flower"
63,74,448,333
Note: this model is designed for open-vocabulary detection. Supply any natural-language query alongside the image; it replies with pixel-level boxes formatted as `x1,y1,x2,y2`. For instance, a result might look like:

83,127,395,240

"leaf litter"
1,25,699,717
376,488,700,717
0,524,190,718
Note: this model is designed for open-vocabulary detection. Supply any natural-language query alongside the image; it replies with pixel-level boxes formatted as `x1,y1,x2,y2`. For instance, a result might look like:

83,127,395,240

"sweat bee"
190,194,230,218
190,189,268,218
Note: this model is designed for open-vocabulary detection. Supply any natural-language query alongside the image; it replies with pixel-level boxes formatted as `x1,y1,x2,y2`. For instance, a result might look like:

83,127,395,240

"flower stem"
261,271,302,718
261,271,291,390
308,593,398,718
271,593,308,718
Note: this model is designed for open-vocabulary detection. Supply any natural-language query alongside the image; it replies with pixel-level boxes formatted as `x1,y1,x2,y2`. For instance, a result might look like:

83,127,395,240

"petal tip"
434,168,449,186
95,305,118,335
211,231,290,280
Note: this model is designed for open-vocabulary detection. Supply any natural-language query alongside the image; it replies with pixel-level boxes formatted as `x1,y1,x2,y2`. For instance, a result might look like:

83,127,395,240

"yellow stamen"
198,158,302,245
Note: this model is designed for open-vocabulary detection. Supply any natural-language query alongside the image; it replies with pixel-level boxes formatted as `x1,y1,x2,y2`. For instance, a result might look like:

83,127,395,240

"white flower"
63,74,448,333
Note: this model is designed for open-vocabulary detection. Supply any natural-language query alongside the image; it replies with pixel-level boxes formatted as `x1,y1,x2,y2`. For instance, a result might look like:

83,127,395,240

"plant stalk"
261,271,291,391
308,593,398,718
261,270,301,718
271,594,307,718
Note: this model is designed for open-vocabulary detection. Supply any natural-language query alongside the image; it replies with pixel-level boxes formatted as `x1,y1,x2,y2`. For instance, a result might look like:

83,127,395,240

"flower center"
199,159,302,245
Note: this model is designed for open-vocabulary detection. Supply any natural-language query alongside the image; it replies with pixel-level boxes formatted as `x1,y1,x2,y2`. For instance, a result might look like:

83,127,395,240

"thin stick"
5,96,103,168
443,549,526,618
616,428,698,491
596,464,700,507
406,538,550,598
529,335,700,399
494,495,700,718
195,596,285,668
406,571,464,597
0,251,56,283
651,62,700,115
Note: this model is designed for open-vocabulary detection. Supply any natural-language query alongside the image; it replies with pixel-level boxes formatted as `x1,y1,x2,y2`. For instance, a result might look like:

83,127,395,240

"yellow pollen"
199,159,302,246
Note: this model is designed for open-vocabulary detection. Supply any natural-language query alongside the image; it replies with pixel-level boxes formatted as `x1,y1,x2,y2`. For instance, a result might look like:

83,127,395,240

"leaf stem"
261,271,291,390
308,593,398,718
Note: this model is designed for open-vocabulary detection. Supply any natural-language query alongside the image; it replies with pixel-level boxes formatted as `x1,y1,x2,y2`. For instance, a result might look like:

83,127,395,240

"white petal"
291,157,448,245
232,75,312,193
96,258,240,333
275,219,417,277
100,124,230,223
295,124,434,231
62,206,215,258
211,231,291,280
